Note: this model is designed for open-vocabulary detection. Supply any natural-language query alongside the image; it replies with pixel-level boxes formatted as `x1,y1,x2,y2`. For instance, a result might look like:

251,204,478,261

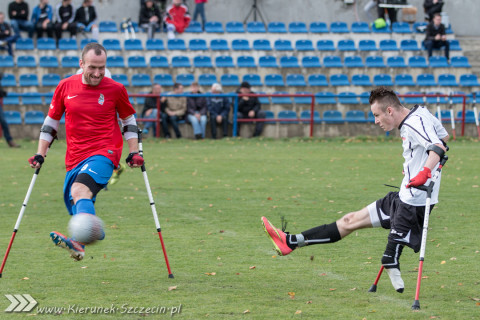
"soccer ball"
68,213,104,244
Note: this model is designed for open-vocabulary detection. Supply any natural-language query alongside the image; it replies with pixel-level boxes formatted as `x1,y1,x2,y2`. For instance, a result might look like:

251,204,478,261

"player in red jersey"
28,43,144,261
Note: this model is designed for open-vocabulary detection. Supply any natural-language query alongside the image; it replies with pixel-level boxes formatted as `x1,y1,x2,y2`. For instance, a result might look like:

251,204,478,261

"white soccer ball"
68,213,104,244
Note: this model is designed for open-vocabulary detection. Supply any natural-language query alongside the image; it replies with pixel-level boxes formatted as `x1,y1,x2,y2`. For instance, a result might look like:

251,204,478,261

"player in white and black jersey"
262,87,449,293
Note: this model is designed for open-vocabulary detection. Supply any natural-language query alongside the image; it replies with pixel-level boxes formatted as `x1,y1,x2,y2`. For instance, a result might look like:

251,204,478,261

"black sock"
381,242,404,269
287,222,341,249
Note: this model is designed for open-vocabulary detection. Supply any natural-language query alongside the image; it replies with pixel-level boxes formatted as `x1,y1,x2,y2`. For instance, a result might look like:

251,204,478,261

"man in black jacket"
237,81,265,138
74,0,99,40
139,0,161,39
141,83,167,136
423,0,443,22
424,13,449,61
8,0,34,37
55,0,77,43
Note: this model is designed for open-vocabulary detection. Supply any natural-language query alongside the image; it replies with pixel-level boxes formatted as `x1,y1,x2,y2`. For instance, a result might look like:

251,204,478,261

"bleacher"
2,19,479,138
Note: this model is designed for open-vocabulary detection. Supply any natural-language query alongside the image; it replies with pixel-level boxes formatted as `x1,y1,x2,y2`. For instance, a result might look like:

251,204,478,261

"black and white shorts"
367,192,434,252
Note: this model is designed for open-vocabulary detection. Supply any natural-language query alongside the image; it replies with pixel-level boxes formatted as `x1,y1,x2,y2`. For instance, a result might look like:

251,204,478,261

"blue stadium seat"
247,21,266,33
351,74,372,86
167,39,186,50
330,21,349,33
403,91,424,105
24,110,45,124
237,55,256,68
150,55,169,68
232,39,250,51
225,21,245,33
435,109,452,121
277,110,297,123
22,92,43,105
146,38,165,50
351,21,370,33
344,56,364,68
99,20,118,32
387,56,406,68
112,74,129,87
310,21,328,33
367,111,375,122
438,74,458,86
61,55,79,68
365,56,385,68
286,74,306,86
302,56,321,68
19,74,39,86
215,55,234,68
450,56,471,68
274,39,293,51
271,92,292,105
316,39,335,51
131,73,152,87
429,56,449,68
15,38,34,50
264,74,284,86
44,92,54,105
3,93,20,105
194,55,213,68
204,21,224,33
338,92,358,104
210,39,229,51
42,73,61,86
337,39,356,51
106,55,125,68
268,22,287,33
253,39,272,51
1,73,16,87
315,91,336,104
372,23,391,33
58,38,78,50
17,55,36,67
171,55,191,68
103,38,121,50
198,73,217,86
426,92,448,104
0,55,14,67
289,22,308,33
450,91,469,104
220,74,240,87
185,20,202,33
373,74,394,86
279,56,299,68
449,39,462,51
295,39,314,51
379,39,398,51
345,110,367,122
37,37,56,50
260,109,274,123
255,91,270,105
124,39,143,50
242,74,262,87
293,91,313,104
400,39,420,51
392,22,412,33
153,74,174,87
80,38,97,49
308,74,328,87
189,38,208,51
414,22,428,34
416,73,437,86
409,55,428,68
176,74,195,86
330,74,349,86
459,74,479,87
323,110,344,123
4,110,22,124
457,110,476,123
323,55,343,68
358,39,377,51
395,74,416,86
128,55,147,68
39,55,59,68
300,110,321,123
258,55,278,68
359,92,370,104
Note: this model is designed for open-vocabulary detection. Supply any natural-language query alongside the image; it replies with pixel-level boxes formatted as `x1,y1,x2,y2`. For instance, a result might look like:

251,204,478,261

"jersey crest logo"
98,94,105,105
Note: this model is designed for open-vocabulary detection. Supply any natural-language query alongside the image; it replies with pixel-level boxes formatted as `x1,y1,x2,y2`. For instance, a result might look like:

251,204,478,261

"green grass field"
0,137,479,319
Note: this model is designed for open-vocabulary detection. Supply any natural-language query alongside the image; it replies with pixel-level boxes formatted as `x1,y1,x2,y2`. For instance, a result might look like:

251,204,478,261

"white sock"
385,268,404,293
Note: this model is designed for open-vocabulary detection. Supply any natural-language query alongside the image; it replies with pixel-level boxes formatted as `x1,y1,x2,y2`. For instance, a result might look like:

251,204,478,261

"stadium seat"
450,91,469,104
15,38,34,50
450,56,471,68
308,74,328,87
351,74,372,86
274,39,293,51
264,74,284,86
3,92,20,105
247,21,266,33
124,39,143,50
457,110,476,123
58,38,78,50
367,111,375,122
300,110,321,123
22,93,43,105
1,73,16,87
268,22,287,33
373,74,394,86
289,22,308,33
80,38,97,49
409,55,428,68
395,74,416,86
429,56,449,68
103,38,121,50
0,55,14,67
204,21,224,33
253,39,272,51
19,74,39,86
358,39,377,51
225,21,245,33
146,38,165,50
131,73,152,87
237,55,256,68
323,110,344,123
167,39,186,50
258,55,278,68
459,74,480,87
220,74,240,87
185,20,202,33
277,110,297,123
210,39,229,51
426,91,448,104
17,55,36,67
293,91,313,104
37,37,56,50
232,39,250,51
119,20,139,33
338,91,358,104
171,55,191,68
371,23,390,33
189,38,208,51
295,39,314,51
279,56,300,68
449,39,462,51
337,39,356,51
403,91,424,104
330,74,349,86
316,39,335,51
316,91,336,104
112,74,129,86
215,55,234,68
345,110,367,122
344,56,364,68
387,56,406,68
4,110,22,124
351,21,370,33
255,92,270,105
242,74,262,87
302,56,321,68
39,55,58,68
43,92,54,105
286,74,306,86
194,55,213,68
106,55,125,68
400,39,420,51
438,74,458,87
392,22,412,33
323,55,343,68
176,73,195,86
99,20,118,32
42,73,61,86
153,74,174,87
365,56,385,68
359,92,370,104
150,55,169,68
416,73,437,86
61,55,79,68
435,109,452,121
309,21,328,33
330,21,349,33
198,73,217,86
379,39,398,51
271,92,292,105
128,55,147,68
24,110,45,124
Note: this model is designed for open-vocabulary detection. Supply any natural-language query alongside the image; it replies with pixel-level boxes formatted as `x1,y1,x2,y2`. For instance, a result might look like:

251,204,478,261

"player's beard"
84,73,104,86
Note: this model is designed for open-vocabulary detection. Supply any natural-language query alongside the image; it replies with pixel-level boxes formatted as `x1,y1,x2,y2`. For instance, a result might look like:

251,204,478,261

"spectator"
423,0,444,22
424,13,449,61
31,0,54,39
0,12,18,56
377,1,397,25
207,83,230,139
164,0,190,39
8,0,34,37
193,0,207,29
142,83,167,136
161,83,186,138
139,0,161,39
75,0,99,41
54,0,77,43
237,81,265,138
0,74,20,148
186,82,207,139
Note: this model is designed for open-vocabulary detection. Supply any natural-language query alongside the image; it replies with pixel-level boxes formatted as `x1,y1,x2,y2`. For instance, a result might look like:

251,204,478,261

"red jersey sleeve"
48,79,66,120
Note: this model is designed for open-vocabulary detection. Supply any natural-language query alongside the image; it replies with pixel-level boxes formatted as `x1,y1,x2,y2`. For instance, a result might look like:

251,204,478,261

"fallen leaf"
294,310,302,315
350,288,357,291
205,272,216,276
458,283,463,286
22,277,29,280
81,266,88,269
288,292,295,299
267,197,272,200
168,286,177,291
441,261,446,264
272,255,277,258
306,301,312,304
470,297,480,301
476,302,480,306
219,230,224,233
249,266,256,270
450,257,457,261
310,255,314,261
243,310,250,314
320,273,327,276
422,276,429,279
329,288,337,291
235,273,240,275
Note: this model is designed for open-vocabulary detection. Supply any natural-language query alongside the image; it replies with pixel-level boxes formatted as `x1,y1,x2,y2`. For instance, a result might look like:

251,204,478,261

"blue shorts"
63,155,114,215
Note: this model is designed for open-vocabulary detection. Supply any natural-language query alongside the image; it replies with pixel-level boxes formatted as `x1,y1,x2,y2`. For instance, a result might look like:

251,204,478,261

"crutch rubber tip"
0,273,3,278
168,274,174,279
396,288,404,293
368,284,377,292
411,300,420,310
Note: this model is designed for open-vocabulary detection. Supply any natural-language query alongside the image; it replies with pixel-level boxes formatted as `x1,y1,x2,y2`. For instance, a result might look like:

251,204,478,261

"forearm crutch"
448,93,456,141
472,92,480,139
